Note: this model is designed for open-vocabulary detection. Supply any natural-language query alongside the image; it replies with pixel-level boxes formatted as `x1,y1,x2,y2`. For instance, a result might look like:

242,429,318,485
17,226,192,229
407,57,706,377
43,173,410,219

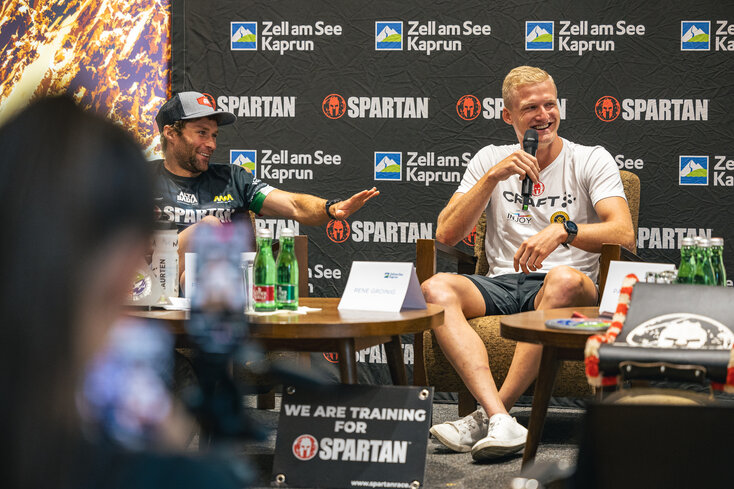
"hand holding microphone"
521,129,539,211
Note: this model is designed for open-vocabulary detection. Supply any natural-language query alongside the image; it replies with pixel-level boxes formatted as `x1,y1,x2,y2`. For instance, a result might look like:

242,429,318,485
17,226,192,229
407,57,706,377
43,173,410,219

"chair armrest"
416,238,476,283
599,243,643,297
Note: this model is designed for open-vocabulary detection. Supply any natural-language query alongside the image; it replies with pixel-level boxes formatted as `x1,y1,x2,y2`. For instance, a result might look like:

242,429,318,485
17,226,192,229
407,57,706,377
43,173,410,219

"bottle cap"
711,237,724,247
280,228,295,238
698,238,710,248
681,237,695,247
257,228,272,239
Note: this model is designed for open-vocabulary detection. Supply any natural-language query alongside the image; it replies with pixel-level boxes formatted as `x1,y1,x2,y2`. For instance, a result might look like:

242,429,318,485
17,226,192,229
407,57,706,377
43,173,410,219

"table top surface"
128,297,444,340
499,306,601,348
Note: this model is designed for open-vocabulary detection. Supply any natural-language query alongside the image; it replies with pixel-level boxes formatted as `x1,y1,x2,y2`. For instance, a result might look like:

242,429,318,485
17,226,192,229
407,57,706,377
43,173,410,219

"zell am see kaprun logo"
526,19,646,55
230,20,342,54
375,21,403,50
375,152,402,181
231,22,257,50
375,19,492,55
230,150,257,175
681,21,710,50
679,156,708,186
526,21,554,50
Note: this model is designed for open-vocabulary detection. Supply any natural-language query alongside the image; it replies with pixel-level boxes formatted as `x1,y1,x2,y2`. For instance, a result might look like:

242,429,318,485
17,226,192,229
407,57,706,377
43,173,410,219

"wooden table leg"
522,346,560,468
337,338,358,384
385,335,408,385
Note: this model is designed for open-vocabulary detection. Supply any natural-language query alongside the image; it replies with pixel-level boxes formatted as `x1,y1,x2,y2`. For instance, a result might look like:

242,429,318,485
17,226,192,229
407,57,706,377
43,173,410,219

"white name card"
599,260,676,316
338,261,427,312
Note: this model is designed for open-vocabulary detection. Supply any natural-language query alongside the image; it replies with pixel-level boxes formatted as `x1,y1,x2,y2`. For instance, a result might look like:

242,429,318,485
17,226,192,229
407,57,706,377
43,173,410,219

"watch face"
565,220,578,234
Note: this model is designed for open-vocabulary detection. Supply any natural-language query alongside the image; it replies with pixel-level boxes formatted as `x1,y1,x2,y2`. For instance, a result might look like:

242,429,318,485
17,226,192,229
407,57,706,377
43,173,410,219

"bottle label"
277,284,297,303
253,285,275,303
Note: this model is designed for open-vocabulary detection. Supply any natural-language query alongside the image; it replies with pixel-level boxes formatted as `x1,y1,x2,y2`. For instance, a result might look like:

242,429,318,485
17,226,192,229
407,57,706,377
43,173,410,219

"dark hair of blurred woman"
0,96,155,489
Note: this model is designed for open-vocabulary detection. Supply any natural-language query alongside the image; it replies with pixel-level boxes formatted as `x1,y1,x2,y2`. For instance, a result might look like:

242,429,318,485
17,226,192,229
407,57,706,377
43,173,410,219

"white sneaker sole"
471,435,526,460
429,426,472,453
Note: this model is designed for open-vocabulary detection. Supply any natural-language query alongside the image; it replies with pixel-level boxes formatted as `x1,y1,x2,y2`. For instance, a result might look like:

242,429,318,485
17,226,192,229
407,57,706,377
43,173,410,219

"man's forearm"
288,193,330,226
571,220,636,253
436,176,497,245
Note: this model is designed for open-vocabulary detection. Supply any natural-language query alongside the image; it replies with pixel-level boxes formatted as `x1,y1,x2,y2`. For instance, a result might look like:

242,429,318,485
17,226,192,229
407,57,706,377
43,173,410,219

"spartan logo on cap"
679,155,708,186
374,152,402,181
525,21,554,51
327,219,350,243
292,434,319,461
681,21,710,51
375,21,403,50
322,94,346,119
595,96,621,122
456,95,481,121
198,93,216,109
231,22,257,50
230,150,257,175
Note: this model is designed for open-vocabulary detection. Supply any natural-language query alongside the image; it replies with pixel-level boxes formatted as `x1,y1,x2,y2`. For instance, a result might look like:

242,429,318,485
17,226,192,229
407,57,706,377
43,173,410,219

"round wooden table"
130,297,444,385
500,306,600,467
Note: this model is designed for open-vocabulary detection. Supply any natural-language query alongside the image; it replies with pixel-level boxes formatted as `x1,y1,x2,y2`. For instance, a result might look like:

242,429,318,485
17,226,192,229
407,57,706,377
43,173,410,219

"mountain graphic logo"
681,21,710,51
525,21,554,51
375,21,403,50
230,150,257,176
374,152,402,181
231,22,257,51
679,155,708,186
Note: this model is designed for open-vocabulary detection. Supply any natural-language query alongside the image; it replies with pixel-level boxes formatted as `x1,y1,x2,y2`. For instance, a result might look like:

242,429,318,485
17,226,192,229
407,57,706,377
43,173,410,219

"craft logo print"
323,352,339,363
681,21,710,51
550,211,569,224
595,96,621,122
292,434,318,461
326,219,351,243
462,226,477,247
533,181,545,196
679,156,708,186
526,21,554,50
230,150,257,175
456,95,481,120
231,22,257,50
375,152,402,181
375,21,403,50
322,94,346,119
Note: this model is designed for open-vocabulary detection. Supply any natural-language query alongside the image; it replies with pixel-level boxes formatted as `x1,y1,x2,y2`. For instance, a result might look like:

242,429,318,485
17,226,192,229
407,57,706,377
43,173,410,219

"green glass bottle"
276,228,299,310
693,238,716,286
676,237,696,284
253,228,276,311
710,237,727,287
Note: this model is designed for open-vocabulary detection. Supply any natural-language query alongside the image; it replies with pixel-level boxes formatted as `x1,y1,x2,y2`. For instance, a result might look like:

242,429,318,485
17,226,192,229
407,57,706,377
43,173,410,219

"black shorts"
465,273,546,316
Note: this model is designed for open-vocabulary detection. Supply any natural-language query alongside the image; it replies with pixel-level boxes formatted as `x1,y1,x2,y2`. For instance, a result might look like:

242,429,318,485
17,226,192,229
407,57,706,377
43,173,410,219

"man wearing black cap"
153,91,379,281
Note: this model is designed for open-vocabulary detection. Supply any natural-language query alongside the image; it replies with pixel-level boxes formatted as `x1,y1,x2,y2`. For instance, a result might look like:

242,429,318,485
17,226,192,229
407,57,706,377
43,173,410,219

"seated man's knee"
199,215,223,227
544,266,593,305
421,273,460,307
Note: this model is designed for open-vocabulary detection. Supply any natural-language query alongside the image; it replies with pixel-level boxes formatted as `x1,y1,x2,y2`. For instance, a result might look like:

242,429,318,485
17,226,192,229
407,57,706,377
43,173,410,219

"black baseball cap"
155,91,236,131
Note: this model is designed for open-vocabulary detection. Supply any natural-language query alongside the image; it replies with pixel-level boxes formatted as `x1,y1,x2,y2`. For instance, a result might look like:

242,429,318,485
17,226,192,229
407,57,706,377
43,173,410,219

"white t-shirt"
456,137,625,283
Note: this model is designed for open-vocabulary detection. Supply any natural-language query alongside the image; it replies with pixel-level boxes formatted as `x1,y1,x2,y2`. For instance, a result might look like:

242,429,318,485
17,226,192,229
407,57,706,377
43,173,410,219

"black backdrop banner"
172,0,734,384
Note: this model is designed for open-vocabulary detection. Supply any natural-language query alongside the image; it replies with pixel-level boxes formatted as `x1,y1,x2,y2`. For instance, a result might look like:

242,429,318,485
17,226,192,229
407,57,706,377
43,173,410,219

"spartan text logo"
637,227,713,250
375,21,403,50
595,96,621,122
231,22,257,50
596,97,708,121
679,156,708,186
322,94,346,119
681,21,710,51
457,95,481,120
292,435,318,461
217,96,295,117
326,220,351,243
375,152,402,181
230,150,257,175
526,21,554,50
350,221,433,243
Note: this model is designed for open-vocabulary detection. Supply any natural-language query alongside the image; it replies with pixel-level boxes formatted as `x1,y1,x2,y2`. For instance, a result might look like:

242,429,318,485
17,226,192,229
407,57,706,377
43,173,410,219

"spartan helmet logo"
462,226,477,247
456,95,481,121
595,96,620,122
323,352,339,363
327,219,350,243
322,94,346,119
292,434,318,461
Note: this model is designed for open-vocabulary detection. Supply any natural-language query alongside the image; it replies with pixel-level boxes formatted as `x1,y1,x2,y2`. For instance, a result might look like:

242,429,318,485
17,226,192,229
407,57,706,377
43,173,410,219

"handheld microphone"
521,129,539,211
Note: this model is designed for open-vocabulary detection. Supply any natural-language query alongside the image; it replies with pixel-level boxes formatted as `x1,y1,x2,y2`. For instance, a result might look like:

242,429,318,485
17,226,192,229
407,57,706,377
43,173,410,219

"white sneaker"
470,413,527,460
429,408,489,452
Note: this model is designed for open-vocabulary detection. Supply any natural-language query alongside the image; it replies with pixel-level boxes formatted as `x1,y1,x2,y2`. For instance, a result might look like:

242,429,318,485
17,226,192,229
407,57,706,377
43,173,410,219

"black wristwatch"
325,198,343,219
562,220,578,248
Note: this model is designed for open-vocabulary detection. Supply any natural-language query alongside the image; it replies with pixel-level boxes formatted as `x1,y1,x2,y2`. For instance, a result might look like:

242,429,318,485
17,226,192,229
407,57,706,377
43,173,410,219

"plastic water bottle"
253,228,276,311
276,228,299,310
676,237,696,284
151,228,179,302
710,237,727,286
693,237,716,286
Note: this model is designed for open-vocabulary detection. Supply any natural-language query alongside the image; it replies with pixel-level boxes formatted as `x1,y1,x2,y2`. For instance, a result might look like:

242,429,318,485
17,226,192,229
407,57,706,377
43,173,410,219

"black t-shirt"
152,160,275,232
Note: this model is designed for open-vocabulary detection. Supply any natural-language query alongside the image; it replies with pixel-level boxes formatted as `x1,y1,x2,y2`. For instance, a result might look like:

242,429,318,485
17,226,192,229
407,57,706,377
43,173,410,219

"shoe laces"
450,409,487,435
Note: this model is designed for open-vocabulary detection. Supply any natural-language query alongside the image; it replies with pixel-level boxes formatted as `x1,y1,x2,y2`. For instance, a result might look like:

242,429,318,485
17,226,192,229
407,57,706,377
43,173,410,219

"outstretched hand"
331,187,380,220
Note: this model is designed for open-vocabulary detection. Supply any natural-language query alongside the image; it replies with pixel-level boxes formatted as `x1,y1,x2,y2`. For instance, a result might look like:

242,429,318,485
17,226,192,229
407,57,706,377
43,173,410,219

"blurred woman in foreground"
0,97,242,489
